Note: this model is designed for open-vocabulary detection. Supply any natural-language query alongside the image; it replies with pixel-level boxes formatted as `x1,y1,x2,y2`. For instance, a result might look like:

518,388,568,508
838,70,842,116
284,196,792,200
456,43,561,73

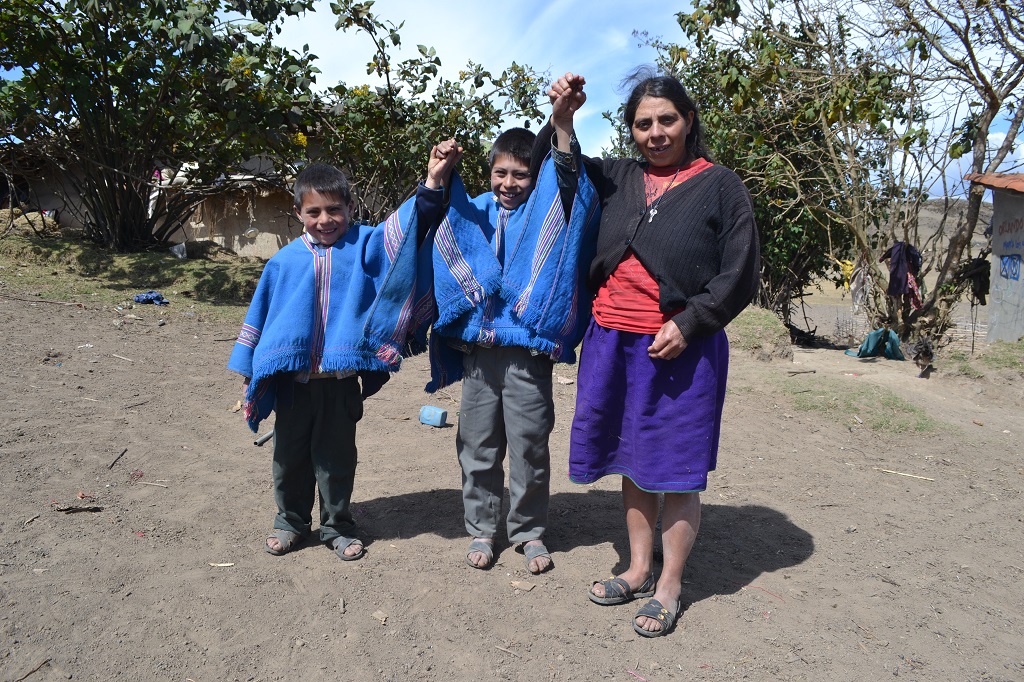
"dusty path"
1,292,1022,681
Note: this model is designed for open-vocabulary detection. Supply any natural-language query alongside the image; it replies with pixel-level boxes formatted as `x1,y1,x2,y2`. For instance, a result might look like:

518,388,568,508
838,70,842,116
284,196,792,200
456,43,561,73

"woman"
545,71,760,637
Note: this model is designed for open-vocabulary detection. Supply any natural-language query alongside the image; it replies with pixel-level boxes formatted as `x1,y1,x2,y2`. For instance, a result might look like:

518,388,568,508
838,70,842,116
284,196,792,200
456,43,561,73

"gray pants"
457,345,554,543
272,377,362,543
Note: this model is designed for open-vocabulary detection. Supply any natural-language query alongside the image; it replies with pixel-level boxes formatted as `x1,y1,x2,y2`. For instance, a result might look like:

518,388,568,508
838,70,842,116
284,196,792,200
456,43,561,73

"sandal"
589,574,656,606
632,598,679,638
264,529,304,556
523,540,553,575
329,535,366,561
465,538,494,569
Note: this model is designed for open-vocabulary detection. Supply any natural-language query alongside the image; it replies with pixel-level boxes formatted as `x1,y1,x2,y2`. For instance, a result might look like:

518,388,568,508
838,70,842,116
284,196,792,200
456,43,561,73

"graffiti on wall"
996,215,1023,238
1000,254,1021,281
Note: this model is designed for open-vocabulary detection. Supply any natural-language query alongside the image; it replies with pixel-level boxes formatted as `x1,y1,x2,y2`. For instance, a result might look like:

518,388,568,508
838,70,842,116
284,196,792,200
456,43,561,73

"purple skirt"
568,319,729,493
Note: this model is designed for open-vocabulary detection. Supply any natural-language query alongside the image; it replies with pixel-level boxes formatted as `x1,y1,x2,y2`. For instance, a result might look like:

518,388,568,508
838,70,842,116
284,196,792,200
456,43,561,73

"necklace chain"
644,166,683,223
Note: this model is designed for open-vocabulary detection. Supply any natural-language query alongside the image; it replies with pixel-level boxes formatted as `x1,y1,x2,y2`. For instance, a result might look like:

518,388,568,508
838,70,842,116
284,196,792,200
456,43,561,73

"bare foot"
524,539,552,574
264,529,302,556
635,588,680,634
466,538,494,568
328,536,366,561
590,569,651,599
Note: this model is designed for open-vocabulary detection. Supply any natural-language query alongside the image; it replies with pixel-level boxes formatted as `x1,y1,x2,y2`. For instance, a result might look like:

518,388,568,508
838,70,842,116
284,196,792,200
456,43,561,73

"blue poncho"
228,197,433,431
427,155,600,391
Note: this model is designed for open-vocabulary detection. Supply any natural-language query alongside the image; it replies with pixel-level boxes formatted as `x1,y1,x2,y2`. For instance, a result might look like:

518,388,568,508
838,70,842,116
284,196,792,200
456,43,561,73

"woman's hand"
426,138,463,190
648,321,688,360
547,73,586,153
548,72,587,127
549,73,586,118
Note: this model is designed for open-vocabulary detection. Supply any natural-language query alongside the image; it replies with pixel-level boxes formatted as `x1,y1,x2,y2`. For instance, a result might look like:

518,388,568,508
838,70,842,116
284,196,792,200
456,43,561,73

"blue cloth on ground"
844,328,905,360
134,290,169,305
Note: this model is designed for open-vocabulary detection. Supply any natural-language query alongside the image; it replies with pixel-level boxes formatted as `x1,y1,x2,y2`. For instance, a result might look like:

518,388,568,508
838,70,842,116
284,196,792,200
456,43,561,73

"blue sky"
5,0,1018,193
273,0,1020,196
274,0,685,156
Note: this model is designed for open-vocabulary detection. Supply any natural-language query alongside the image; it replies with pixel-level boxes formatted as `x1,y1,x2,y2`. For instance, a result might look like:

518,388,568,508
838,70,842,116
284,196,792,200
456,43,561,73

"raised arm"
425,138,463,190
540,73,587,219
530,71,625,206
549,72,586,152
417,139,463,244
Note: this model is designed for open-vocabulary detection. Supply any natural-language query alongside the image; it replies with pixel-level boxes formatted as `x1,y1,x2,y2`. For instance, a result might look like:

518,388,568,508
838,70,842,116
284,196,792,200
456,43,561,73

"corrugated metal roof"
965,172,1024,194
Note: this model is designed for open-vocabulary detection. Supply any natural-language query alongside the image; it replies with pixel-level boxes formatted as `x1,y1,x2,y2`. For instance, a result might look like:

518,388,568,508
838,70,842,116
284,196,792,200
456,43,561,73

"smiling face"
490,154,533,210
631,96,695,168
295,190,352,247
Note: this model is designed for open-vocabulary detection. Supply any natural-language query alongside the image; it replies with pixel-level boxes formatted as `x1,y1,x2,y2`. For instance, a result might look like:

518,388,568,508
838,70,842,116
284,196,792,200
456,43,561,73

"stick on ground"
108,447,128,469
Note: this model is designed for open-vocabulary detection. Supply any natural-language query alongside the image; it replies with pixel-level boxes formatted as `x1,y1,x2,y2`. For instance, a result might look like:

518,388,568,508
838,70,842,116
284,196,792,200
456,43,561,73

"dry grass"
0,230,260,324
728,306,793,361
784,375,938,433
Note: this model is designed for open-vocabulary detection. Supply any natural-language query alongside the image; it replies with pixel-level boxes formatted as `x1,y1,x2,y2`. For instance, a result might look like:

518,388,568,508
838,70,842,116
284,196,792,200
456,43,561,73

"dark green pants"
272,377,362,543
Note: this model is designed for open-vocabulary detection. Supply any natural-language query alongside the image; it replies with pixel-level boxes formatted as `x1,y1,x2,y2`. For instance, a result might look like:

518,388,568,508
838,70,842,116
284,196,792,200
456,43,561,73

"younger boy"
429,76,596,573
229,145,460,560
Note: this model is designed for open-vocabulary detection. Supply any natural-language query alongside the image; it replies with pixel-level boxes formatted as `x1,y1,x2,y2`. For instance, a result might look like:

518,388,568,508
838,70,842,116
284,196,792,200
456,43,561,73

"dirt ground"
1,287,1022,682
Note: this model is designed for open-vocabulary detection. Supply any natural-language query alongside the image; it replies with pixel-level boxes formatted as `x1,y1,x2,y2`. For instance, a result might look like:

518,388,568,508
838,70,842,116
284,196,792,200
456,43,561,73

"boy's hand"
548,72,587,126
426,139,463,190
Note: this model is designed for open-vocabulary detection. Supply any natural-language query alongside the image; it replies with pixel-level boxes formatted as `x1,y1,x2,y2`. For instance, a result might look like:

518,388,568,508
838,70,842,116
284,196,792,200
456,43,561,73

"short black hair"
292,163,352,209
488,127,536,169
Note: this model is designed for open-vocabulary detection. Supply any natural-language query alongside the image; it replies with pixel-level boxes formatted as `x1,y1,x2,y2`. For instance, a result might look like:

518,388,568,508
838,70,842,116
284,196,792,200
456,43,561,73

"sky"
273,0,686,156
272,0,1021,196
4,0,1018,195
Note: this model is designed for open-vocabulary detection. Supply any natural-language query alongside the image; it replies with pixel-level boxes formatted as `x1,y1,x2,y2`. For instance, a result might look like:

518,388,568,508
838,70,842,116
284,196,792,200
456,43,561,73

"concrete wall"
987,189,1024,342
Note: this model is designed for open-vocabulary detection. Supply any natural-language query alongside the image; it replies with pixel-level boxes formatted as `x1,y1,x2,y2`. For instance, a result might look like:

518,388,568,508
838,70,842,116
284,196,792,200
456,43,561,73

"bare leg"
591,477,659,599
635,491,700,634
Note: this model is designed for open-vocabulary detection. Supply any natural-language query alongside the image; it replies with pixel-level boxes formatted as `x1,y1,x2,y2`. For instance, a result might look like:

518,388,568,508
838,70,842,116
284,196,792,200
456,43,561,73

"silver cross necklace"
644,166,683,223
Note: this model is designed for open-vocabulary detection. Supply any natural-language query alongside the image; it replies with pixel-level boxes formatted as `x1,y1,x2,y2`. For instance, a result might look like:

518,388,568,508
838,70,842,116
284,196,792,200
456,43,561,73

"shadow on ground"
354,488,814,605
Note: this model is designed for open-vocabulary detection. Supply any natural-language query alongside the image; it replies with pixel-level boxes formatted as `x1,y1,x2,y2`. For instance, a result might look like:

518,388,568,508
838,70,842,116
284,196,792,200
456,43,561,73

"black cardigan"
531,125,760,340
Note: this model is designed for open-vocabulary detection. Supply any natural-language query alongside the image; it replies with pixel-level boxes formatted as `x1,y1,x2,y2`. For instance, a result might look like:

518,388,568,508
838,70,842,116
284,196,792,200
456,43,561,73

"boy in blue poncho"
228,143,461,560
429,74,598,573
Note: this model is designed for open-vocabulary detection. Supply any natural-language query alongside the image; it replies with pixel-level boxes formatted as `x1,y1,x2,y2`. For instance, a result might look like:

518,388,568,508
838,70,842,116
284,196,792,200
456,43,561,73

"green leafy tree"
312,0,547,224
648,0,1022,342
0,0,321,251
652,0,919,329
1,0,549,253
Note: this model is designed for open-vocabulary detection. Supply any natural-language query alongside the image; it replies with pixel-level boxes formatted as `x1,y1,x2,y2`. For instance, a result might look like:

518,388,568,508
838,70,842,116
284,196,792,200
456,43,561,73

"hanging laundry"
850,265,872,314
879,241,922,296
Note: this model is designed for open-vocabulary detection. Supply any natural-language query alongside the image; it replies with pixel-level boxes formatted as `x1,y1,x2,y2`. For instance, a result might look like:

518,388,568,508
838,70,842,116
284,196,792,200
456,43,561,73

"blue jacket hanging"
426,156,600,391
